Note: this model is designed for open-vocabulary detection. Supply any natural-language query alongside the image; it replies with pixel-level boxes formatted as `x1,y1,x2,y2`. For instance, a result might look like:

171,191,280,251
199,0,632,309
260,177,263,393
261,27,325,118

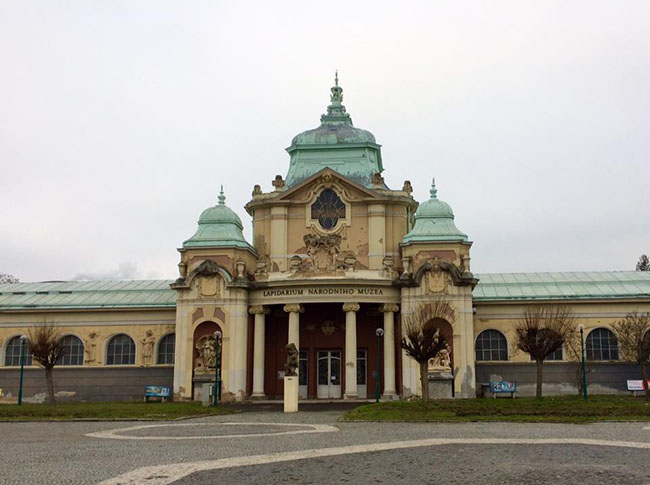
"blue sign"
490,381,516,393
144,385,171,398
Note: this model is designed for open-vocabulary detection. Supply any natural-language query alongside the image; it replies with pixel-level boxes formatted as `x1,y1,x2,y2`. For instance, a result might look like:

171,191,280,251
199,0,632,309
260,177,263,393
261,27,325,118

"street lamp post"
375,328,384,403
213,330,222,407
579,325,588,401
18,335,28,406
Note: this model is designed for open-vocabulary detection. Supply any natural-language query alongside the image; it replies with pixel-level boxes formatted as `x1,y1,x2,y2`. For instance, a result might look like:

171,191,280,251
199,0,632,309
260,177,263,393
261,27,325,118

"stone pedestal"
428,371,454,399
284,376,299,413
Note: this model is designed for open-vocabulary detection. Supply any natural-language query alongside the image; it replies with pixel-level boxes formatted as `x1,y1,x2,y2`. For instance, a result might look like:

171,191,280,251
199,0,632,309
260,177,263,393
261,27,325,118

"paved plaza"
2,407,650,484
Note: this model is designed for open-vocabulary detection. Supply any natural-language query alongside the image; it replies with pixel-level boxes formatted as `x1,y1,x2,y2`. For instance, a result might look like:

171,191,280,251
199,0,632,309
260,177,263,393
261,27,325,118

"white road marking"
85,422,338,441
98,436,650,485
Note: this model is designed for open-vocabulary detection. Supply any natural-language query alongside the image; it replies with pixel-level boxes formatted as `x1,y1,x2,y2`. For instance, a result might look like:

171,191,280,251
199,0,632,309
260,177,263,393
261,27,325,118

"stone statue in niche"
284,343,299,376
428,343,452,372
194,335,217,372
141,330,155,366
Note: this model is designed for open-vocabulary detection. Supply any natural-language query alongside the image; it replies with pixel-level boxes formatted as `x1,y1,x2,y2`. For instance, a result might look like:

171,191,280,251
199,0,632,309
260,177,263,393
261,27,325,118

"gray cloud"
1,1,649,281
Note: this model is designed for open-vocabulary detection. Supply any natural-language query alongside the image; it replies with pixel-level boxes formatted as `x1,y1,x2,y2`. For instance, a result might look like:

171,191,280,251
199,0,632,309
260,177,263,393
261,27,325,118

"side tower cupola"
402,179,468,243
183,187,254,250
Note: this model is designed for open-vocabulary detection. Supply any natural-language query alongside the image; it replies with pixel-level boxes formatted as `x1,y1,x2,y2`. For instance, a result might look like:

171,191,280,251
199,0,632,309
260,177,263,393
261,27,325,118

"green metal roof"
285,76,383,189
1,271,649,311
473,271,650,302
0,280,176,311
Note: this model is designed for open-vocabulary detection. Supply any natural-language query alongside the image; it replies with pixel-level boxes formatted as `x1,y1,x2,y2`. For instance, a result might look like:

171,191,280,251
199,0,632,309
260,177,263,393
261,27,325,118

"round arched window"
106,334,136,365
311,189,345,230
586,328,619,361
475,329,508,361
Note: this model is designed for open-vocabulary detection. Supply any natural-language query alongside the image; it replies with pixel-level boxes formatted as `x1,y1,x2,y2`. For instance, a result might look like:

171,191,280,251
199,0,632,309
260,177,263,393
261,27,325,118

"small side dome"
183,187,253,250
402,179,468,243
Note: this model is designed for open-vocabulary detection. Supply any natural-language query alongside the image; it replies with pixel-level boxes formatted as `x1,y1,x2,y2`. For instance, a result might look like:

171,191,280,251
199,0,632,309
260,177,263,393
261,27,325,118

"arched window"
475,330,508,361
58,335,84,366
311,189,345,230
106,334,136,365
586,328,619,361
157,333,175,364
4,336,32,366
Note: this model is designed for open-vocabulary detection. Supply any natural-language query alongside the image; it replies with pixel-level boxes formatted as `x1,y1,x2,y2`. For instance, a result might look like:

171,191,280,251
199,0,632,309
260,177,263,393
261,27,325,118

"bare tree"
0,273,19,284
637,255,650,271
28,322,66,405
401,300,455,401
514,304,577,398
612,311,650,401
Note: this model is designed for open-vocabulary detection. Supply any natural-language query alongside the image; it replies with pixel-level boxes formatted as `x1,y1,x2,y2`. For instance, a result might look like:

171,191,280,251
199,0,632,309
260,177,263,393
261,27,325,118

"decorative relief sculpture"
321,320,336,335
141,330,155,366
426,269,449,294
272,174,285,191
371,172,385,187
84,332,99,365
284,343,299,376
194,335,217,372
304,233,341,271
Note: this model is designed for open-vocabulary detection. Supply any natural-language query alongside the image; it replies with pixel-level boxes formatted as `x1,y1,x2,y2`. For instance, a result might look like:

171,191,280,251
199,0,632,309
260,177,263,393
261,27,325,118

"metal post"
580,326,588,401
213,331,222,407
18,336,27,406
376,328,384,403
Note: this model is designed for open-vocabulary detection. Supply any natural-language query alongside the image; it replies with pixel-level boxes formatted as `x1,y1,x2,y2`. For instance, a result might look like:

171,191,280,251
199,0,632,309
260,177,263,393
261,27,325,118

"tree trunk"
535,358,544,399
45,367,56,405
640,363,650,402
420,361,429,401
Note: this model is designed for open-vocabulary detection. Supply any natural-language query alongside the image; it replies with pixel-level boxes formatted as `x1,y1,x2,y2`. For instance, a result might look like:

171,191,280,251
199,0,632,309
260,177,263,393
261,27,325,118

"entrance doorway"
317,350,341,398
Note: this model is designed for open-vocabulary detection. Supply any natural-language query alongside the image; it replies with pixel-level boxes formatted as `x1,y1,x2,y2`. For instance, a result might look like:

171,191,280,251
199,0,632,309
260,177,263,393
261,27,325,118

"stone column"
283,304,304,351
249,305,268,398
343,302,360,399
380,303,399,398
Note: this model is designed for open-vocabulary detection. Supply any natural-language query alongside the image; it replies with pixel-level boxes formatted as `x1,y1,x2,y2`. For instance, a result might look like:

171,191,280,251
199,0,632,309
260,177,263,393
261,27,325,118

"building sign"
260,287,385,298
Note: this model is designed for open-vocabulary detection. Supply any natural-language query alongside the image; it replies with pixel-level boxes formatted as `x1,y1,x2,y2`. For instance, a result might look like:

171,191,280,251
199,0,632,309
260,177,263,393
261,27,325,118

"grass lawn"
0,402,235,421
342,395,650,423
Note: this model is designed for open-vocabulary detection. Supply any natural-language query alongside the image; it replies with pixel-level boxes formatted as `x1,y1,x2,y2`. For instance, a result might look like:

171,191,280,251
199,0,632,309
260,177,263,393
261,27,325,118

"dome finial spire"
429,178,438,200
335,70,339,86
218,185,225,205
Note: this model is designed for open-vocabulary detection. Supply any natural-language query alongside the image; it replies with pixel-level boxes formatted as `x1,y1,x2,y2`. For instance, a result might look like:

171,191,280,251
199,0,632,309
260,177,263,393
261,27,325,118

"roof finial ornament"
429,178,438,200
335,70,339,87
218,185,226,205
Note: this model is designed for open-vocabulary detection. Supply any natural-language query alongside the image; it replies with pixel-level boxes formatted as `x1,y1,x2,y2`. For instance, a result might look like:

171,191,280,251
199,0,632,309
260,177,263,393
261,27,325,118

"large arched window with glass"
475,329,508,361
106,334,136,365
4,336,32,366
58,335,84,366
157,333,175,364
311,189,346,230
586,328,619,361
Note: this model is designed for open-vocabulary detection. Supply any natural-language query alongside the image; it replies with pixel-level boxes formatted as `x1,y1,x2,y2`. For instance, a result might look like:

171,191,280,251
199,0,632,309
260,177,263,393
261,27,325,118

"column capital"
379,303,399,313
283,304,304,314
342,302,360,313
249,305,269,315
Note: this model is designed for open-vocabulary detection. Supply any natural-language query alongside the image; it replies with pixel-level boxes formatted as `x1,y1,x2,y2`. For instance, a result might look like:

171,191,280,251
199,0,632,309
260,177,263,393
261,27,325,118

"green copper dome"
285,73,384,189
402,179,468,243
183,187,254,250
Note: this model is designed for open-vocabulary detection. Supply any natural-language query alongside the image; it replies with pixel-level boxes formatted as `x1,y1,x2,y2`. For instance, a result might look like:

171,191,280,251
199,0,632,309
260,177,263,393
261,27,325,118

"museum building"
1,78,650,402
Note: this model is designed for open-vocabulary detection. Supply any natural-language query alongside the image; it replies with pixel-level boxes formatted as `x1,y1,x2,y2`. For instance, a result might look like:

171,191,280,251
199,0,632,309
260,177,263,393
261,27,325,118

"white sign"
626,380,649,391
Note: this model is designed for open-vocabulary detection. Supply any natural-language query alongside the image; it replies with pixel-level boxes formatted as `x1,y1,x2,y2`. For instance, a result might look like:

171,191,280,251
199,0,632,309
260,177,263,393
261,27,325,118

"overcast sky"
1,1,649,282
